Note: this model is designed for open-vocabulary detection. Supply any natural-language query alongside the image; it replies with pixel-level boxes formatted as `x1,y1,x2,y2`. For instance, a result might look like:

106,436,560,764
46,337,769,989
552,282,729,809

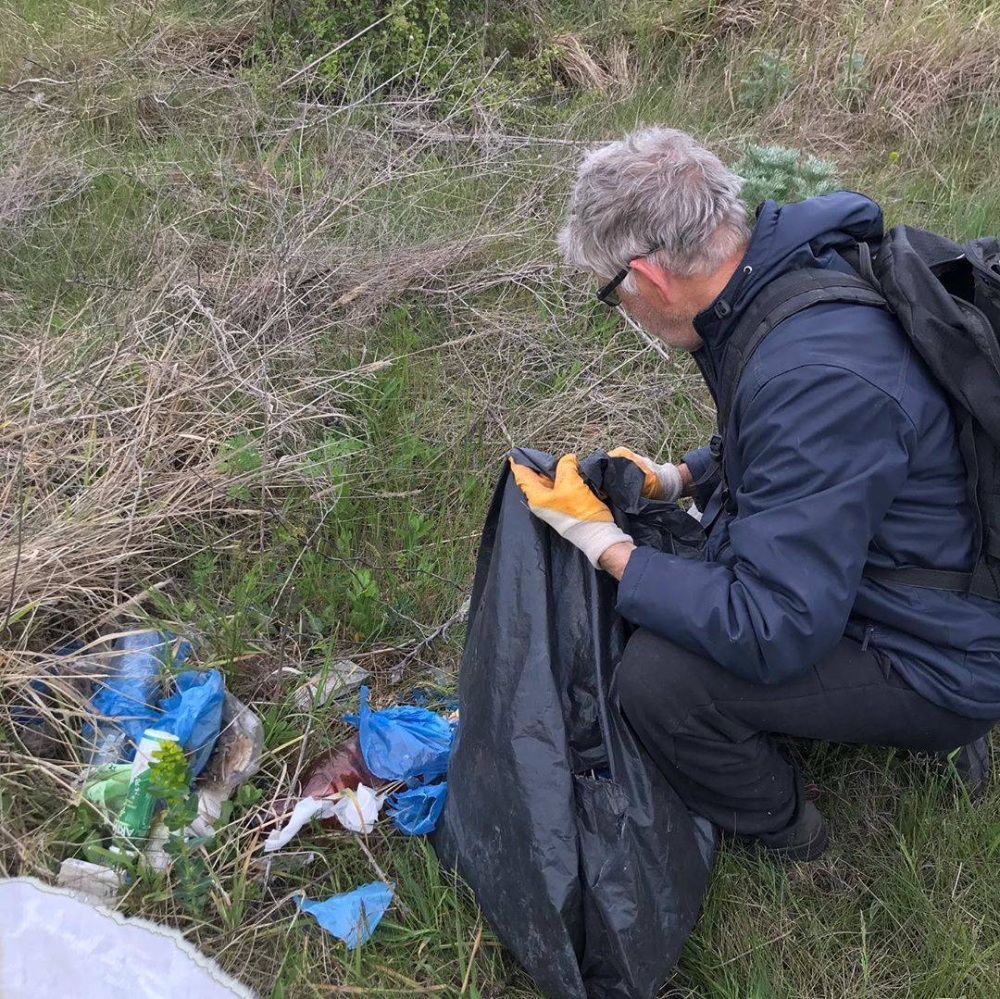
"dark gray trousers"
616,628,994,837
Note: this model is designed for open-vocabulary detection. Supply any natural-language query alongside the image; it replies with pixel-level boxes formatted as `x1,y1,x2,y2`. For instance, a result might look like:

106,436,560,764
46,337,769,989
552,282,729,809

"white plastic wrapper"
293,659,369,711
332,784,382,834
263,785,382,853
1,879,253,998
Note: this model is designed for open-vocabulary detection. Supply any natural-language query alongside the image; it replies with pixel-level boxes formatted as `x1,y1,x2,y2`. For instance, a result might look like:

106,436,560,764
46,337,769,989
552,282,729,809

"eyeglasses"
595,245,662,308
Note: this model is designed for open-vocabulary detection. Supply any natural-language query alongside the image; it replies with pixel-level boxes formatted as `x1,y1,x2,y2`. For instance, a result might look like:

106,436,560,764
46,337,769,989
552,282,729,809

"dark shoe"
740,801,829,862
939,736,991,799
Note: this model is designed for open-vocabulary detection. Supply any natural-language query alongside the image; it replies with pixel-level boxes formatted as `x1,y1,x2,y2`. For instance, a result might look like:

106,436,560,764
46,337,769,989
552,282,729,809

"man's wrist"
678,462,695,497
563,521,632,568
598,541,636,580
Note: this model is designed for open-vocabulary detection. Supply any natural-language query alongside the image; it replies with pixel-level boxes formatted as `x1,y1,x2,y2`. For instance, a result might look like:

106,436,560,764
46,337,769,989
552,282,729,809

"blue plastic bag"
83,631,184,763
9,641,83,739
155,669,225,777
387,782,448,835
344,686,452,783
298,882,395,949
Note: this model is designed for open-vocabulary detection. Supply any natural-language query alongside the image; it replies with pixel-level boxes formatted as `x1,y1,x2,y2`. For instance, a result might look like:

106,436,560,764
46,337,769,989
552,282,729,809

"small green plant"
148,738,191,800
734,144,839,210
217,432,264,475
217,431,264,501
262,703,304,750
346,565,385,638
267,0,464,92
148,740,213,917
63,800,109,865
739,50,795,109
837,48,869,109
261,1,556,116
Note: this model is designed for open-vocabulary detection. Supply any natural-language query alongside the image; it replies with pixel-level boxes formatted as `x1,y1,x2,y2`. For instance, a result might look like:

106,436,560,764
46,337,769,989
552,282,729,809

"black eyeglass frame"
595,244,662,307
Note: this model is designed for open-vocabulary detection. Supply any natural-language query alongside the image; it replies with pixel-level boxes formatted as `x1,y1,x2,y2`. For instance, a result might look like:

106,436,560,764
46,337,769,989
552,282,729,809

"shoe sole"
733,811,829,863
759,817,829,862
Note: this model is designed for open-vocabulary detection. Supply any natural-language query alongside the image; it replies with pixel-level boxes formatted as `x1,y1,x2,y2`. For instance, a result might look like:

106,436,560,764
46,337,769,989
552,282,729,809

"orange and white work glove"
608,446,683,502
508,453,633,567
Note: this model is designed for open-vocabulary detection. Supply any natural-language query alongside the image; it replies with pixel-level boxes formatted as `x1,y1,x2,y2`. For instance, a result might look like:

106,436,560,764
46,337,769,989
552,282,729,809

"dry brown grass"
649,0,1000,153
865,7,1000,122
0,15,610,667
549,32,612,92
0,142,87,226
0,286,351,633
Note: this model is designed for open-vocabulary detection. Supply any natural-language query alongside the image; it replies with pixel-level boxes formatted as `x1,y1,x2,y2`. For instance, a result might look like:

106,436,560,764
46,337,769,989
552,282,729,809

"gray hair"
558,127,750,290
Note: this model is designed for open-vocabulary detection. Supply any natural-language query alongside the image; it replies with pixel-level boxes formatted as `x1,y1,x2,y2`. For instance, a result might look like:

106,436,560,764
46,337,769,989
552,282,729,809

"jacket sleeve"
681,442,722,510
616,364,916,684
681,443,717,484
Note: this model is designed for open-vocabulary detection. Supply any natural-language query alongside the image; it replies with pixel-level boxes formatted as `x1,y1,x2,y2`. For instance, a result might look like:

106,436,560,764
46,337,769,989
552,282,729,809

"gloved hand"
508,453,633,567
608,446,683,501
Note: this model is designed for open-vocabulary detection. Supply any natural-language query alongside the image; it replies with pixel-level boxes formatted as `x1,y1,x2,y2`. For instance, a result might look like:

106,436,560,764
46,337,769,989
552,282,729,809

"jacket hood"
693,191,884,367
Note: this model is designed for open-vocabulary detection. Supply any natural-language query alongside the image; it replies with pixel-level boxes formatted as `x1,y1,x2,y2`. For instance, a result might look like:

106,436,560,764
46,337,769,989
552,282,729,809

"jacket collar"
690,192,885,382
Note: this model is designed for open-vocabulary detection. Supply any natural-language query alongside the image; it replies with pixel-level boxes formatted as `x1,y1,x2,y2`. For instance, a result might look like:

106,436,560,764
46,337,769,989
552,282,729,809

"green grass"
2,0,1000,996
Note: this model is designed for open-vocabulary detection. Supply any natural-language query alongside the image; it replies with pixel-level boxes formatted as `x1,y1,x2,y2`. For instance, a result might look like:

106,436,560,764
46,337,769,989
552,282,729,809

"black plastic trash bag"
434,448,713,999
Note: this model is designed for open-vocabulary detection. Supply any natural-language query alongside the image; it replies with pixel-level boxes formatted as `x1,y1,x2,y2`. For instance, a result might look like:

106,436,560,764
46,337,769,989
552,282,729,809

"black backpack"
716,224,1000,601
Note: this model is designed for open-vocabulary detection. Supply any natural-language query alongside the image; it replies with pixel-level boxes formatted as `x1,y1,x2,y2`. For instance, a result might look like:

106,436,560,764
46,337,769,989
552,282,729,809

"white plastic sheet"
1,879,253,998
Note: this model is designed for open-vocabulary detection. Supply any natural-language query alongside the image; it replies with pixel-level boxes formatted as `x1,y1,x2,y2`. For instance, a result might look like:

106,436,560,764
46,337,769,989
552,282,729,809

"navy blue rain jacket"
616,192,1000,720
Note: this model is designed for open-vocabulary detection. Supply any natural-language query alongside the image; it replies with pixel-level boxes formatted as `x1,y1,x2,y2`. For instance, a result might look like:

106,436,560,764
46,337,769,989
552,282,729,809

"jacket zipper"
861,624,875,653
693,348,719,402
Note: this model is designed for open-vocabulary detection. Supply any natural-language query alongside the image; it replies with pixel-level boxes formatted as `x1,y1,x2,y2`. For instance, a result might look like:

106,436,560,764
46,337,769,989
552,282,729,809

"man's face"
598,260,706,352
614,279,704,352
594,247,746,352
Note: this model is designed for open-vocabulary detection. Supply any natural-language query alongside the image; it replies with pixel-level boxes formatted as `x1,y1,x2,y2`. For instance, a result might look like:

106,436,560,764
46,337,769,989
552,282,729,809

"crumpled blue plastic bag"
344,686,452,783
387,782,448,835
298,882,395,949
84,632,190,761
155,669,225,777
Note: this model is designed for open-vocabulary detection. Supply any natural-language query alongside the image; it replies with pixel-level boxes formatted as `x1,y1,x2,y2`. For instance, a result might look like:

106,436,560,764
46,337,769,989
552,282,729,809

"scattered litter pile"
10,634,458,960
267,684,455,850
264,684,457,948
23,630,263,895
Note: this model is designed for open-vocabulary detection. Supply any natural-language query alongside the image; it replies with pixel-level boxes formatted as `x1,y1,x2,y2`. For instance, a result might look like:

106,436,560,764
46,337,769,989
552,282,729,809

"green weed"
735,144,840,210
738,50,796,110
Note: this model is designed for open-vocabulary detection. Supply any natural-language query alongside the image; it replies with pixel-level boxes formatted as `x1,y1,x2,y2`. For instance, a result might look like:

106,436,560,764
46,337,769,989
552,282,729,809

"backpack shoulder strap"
715,257,983,597
716,267,888,432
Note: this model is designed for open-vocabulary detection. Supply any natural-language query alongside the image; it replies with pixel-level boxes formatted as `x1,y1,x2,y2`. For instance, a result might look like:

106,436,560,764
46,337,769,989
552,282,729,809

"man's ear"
629,257,674,304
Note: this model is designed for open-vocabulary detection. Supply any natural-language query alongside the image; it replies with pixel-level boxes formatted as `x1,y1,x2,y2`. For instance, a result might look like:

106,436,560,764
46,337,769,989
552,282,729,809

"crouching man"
510,127,1000,860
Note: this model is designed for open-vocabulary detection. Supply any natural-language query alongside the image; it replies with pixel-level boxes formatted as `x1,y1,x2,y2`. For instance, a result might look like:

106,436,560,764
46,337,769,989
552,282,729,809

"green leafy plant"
734,144,839,210
148,741,213,917
838,48,869,109
217,432,264,501
148,738,191,801
63,800,109,865
217,432,264,476
267,0,465,92
262,703,304,750
739,50,795,109
346,565,385,638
